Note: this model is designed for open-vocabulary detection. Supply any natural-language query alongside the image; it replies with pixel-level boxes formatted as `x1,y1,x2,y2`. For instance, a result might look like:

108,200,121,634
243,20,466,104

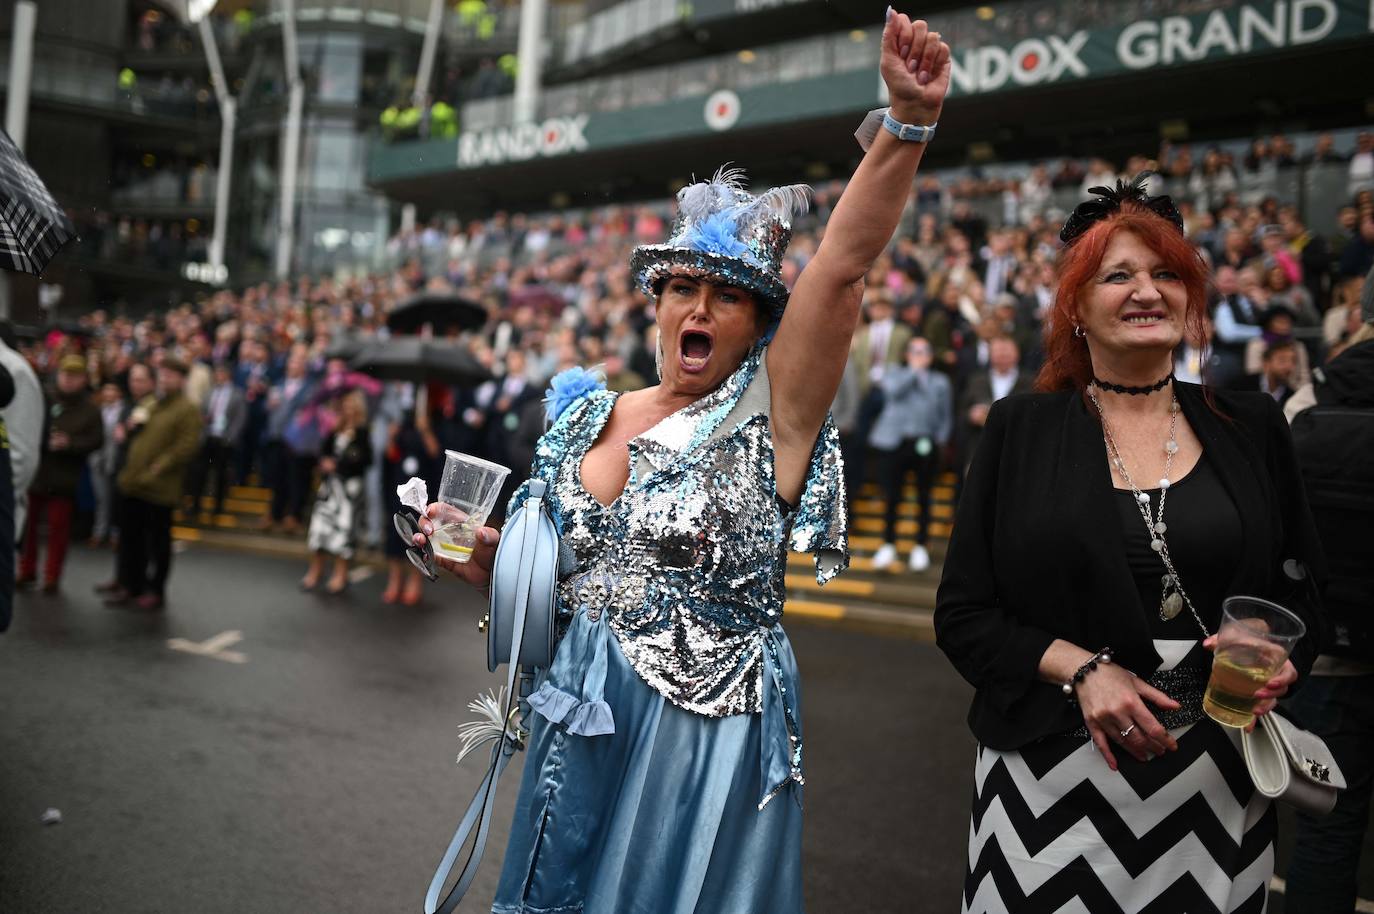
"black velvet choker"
1091,374,1174,395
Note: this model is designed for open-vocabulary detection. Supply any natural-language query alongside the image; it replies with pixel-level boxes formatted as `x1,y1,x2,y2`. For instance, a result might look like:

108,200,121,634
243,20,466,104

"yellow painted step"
848,531,950,552
788,552,877,573
784,575,875,597
229,485,272,502
856,485,956,502
850,514,953,536
197,496,268,515
171,526,202,541
784,599,848,620
859,474,957,493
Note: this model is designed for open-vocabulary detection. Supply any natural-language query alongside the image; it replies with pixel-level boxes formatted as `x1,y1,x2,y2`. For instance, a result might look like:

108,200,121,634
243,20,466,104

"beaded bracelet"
1062,647,1114,700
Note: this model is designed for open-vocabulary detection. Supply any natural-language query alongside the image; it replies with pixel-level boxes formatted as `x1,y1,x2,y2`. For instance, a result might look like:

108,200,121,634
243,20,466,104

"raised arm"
769,11,950,477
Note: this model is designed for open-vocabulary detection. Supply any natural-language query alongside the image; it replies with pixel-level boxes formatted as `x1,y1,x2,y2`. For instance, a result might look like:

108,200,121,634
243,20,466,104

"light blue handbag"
423,479,564,914
485,479,560,673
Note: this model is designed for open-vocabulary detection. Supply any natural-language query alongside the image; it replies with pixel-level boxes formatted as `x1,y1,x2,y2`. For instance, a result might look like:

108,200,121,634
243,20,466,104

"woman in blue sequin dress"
416,12,952,912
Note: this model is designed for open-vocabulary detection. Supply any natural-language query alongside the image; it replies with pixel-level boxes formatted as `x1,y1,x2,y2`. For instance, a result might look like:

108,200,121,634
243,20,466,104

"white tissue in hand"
397,477,428,514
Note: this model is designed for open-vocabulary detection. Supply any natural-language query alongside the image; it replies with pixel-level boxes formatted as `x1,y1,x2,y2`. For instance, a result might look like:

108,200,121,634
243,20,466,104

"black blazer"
934,382,1328,750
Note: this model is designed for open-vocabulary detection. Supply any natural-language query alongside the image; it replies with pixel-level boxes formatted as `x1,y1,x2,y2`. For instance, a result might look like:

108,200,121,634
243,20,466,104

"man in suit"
262,345,317,533
94,363,156,597
850,291,912,397
1211,265,1264,386
189,361,247,519
233,338,273,484
958,336,1032,480
1257,340,1299,406
481,348,541,513
981,230,1021,301
846,293,912,512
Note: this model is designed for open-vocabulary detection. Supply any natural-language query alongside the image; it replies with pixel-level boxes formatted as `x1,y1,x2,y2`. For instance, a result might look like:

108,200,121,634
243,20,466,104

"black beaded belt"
1068,665,1210,741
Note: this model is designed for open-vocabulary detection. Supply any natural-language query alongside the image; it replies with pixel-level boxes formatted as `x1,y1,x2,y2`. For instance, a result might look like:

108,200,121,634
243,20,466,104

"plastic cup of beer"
1202,596,1306,729
429,451,510,563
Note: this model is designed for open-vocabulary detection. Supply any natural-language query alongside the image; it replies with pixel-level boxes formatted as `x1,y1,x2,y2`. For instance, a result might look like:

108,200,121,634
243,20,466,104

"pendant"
1159,574,1183,620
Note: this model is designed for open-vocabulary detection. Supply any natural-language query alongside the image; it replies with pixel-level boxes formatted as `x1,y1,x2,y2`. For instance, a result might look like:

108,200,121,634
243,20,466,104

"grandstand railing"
944,163,1367,241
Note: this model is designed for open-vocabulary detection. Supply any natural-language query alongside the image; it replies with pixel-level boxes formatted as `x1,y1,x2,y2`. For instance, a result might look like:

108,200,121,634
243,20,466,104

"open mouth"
679,330,714,373
1122,311,1166,326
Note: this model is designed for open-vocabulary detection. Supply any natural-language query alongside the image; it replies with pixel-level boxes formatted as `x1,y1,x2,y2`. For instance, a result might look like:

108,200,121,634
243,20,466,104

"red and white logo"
704,90,742,132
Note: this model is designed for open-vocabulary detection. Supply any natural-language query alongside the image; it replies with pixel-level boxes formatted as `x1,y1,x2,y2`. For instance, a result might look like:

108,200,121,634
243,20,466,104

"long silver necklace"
1088,385,1212,638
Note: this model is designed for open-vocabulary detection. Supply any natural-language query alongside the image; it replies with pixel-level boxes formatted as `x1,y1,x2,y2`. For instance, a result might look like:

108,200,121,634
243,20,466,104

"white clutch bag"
1241,711,1345,816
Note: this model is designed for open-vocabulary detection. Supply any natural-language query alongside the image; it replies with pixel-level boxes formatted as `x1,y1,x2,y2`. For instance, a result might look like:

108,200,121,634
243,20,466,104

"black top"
1114,454,1242,647
324,428,372,480
934,383,1328,750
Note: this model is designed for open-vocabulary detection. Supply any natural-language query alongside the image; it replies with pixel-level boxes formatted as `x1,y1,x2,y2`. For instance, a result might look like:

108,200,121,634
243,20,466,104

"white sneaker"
908,545,931,573
872,543,897,571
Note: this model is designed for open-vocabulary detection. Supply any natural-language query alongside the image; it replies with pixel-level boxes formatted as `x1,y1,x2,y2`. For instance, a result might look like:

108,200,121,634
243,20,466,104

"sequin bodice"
517,345,847,719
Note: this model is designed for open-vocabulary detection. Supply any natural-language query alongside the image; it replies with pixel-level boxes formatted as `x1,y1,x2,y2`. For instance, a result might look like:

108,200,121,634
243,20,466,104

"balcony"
544,0,895,81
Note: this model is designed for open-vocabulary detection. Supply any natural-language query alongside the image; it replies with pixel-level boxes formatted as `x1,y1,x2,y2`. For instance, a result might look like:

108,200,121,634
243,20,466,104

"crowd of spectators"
7,130,1371,608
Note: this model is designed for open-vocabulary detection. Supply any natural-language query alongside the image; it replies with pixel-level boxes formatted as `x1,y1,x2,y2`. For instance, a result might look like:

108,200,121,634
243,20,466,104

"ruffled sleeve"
786,414,849,584
526,607,615,737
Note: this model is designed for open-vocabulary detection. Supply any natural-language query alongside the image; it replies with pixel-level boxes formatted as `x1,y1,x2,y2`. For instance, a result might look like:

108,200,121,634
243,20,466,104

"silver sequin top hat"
630,166,811,322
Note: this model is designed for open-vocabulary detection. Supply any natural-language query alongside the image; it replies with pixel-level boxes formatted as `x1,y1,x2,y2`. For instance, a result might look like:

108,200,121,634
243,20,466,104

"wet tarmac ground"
1,544,1371,912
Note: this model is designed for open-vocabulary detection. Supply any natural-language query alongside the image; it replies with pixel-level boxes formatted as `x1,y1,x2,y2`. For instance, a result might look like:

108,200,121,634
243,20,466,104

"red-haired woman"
936,176,1326,912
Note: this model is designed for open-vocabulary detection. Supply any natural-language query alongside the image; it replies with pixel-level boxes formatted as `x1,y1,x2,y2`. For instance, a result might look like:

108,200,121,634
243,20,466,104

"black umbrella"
0,128,76,276
351,338,491,388
385,292,486,335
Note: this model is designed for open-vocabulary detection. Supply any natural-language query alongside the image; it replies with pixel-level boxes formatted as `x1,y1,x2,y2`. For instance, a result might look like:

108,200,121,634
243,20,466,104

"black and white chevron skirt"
962,640,1274,914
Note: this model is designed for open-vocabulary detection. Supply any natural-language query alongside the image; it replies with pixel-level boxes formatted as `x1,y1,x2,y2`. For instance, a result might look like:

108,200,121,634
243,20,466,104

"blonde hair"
340,390,368,430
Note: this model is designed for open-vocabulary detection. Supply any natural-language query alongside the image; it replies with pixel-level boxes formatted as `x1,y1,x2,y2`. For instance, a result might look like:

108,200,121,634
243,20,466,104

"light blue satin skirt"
491,627,804,914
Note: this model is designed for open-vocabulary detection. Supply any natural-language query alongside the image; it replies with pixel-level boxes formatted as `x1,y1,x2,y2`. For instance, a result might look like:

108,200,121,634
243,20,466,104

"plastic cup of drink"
1202,596,1306,729
430,451,510,563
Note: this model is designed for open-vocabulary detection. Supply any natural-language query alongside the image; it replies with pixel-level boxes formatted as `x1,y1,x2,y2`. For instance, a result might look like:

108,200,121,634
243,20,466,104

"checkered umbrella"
0,128,75,276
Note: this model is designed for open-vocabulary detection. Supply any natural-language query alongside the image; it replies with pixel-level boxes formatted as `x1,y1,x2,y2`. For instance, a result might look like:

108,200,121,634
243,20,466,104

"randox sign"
947,0,1371,97
457,115,590,168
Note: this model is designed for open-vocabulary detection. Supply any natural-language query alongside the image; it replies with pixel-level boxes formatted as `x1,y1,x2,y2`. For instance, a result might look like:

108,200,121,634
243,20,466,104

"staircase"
171,484,299,558
782,472,955,635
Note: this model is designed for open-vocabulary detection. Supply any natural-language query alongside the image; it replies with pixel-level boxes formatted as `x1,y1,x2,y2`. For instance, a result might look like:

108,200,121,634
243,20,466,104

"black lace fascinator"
1059,172,1185,244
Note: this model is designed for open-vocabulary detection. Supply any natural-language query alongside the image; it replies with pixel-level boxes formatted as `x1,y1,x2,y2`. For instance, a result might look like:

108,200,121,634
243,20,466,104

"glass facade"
225,6,433,279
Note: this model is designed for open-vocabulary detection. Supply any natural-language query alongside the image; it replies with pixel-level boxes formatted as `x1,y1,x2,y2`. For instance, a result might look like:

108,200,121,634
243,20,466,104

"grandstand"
371,0,1374,215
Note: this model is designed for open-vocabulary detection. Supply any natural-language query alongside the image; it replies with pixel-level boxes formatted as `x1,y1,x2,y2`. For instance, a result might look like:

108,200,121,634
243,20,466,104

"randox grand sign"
457,115,591,168
947,0,1372,96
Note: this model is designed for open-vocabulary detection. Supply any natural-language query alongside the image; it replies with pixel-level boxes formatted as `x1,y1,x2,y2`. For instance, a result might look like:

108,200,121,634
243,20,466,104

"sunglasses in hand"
393,507,439,581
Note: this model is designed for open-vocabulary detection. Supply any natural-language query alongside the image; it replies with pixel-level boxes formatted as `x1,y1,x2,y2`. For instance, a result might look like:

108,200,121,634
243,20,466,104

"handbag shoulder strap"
424,483,546,914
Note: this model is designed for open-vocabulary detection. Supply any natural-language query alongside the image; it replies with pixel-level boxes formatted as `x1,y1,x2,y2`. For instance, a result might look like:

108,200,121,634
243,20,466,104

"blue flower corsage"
544,366,606,424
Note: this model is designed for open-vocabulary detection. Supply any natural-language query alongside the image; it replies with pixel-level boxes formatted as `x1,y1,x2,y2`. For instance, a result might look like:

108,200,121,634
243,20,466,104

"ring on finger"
1119,724,1136,740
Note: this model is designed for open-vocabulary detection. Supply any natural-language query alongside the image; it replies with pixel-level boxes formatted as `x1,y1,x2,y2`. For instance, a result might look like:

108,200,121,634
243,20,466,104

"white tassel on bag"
456,688,521,765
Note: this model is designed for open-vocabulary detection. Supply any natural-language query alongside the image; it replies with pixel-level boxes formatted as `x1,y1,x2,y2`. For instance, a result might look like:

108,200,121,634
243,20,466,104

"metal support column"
513,0,546,124
275,0,304,280
412,0,445,113
198,15,235,279
4,0,36,150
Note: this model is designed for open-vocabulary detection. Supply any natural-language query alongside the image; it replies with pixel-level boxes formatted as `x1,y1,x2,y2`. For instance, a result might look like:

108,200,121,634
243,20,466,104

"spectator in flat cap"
18,354,102,594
